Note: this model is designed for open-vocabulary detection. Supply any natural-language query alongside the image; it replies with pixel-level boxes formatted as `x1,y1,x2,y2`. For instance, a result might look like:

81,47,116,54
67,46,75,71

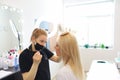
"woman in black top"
19,28,60,80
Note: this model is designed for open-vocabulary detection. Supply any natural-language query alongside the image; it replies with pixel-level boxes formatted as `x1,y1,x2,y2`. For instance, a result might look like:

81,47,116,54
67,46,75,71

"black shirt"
19,43,54,80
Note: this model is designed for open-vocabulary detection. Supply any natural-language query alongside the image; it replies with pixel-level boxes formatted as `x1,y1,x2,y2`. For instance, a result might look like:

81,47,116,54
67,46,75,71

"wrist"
33,62,40,66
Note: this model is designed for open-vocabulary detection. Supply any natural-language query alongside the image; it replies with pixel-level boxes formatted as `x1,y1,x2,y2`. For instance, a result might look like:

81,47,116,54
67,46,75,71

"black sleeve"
40,47,54,59
19,49,32,73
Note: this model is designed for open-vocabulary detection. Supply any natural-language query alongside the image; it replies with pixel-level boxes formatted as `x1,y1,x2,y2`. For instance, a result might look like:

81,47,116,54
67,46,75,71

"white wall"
1,0,120,76
80,0,120,71
3,0,64,48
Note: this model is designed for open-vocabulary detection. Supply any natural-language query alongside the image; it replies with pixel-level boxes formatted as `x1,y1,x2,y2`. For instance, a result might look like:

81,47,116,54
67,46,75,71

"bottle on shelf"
14,54,19,70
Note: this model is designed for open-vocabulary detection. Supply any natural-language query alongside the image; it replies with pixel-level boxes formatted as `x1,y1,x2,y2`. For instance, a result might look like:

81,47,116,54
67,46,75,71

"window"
63,0,114,49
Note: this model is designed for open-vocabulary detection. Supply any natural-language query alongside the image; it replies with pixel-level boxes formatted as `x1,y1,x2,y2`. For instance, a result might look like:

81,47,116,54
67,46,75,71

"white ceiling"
63,0,112,4
64,0,90,4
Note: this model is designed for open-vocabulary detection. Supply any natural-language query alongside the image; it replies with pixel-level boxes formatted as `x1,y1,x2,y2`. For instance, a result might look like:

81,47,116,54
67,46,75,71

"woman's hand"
22,51,42,80
33,51,42,65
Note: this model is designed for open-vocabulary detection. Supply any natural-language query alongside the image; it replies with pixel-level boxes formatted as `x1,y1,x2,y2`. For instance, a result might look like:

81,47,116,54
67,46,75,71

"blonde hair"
30,28,47,51
57,32,85,80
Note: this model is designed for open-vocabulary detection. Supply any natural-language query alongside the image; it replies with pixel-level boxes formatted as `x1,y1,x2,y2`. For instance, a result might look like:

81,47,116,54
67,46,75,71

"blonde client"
54,32,85,80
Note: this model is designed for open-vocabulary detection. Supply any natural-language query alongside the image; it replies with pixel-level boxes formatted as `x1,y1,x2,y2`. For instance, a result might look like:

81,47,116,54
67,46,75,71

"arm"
41,46,61,62
22,51,42,80
50,55,61,62
50,47,61,62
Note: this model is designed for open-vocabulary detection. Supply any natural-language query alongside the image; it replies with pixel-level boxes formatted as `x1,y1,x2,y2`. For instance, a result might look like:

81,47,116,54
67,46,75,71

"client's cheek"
56,50,61,56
